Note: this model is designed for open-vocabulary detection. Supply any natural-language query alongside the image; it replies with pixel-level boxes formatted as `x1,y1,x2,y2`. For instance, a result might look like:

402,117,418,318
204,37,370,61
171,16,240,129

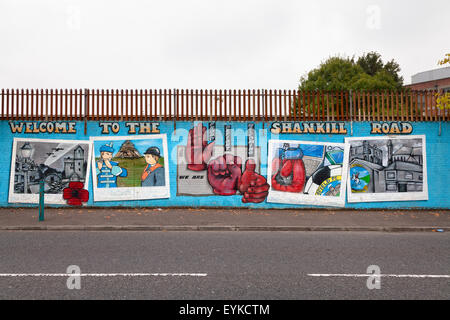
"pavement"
0,207,449,232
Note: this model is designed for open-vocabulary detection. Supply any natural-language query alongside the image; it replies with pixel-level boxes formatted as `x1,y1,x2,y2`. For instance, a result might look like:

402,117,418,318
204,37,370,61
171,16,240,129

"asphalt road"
0,231,448,300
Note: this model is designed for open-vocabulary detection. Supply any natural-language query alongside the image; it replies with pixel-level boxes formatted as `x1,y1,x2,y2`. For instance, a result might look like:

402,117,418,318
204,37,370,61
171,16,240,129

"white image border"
267,139,350,208
90,134,170,202
8,137,92,205
345,135,428,203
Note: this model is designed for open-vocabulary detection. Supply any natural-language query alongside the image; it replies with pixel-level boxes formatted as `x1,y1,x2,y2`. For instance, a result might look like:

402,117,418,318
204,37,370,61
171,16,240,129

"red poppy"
63,182,89,206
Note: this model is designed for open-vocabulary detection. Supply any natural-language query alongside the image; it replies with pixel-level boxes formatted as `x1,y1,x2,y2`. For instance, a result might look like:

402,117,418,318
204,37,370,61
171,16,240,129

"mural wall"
0,120,445,209
267,140,349,207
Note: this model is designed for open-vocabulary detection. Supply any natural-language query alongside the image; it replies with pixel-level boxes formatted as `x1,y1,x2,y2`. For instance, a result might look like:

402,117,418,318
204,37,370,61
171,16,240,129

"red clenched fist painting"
271,158,306,193
239,159,269,203
185,123,269,203
207,154,242,196
186,123,215,171
207,155,269,203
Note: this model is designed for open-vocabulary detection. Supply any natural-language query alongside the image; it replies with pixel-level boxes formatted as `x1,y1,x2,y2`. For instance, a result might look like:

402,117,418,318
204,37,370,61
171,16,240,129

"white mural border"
8,137,92,205
267,139,350,207
345,135,428,203
90,134,170,202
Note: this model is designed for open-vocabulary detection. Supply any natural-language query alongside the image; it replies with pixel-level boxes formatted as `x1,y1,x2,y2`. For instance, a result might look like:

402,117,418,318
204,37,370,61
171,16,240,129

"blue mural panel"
0,120,448,209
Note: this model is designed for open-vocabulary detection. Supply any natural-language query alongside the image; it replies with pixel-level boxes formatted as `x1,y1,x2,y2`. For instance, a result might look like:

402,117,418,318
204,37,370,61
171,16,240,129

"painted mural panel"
177,123,269,203
8,138,92,204
90,134,170,201
177,145,262,196
345,135,428,203
267,140,349,207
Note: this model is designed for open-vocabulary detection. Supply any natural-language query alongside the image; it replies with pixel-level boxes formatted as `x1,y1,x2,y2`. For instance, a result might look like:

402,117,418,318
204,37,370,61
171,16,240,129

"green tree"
383,59,403,88
299,52,403,91
299,56,360,91
295,52,405,118
357,52,384,76
357,51,403,88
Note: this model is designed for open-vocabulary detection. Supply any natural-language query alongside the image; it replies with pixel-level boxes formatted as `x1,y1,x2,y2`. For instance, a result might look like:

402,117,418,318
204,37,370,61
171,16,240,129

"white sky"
0,0,449,89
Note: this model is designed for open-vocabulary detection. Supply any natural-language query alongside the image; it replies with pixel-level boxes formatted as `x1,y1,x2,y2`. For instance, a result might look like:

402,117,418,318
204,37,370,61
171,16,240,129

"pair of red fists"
186,124,269,203
207,155,269,203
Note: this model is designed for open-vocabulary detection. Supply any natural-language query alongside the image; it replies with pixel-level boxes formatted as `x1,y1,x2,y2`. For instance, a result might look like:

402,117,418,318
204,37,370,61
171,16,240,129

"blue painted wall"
1,120,448,209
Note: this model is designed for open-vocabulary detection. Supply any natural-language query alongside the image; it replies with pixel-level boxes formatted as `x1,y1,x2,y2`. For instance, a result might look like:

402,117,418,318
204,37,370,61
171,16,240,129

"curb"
0,225,448,232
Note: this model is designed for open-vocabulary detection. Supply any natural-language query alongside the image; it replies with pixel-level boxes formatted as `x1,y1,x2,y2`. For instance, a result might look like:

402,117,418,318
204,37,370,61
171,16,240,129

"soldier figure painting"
96,142,128,188
141,147,165,187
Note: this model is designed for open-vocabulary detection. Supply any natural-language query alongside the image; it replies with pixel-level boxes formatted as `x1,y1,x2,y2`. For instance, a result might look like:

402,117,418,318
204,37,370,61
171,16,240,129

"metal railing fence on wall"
0,89,447,122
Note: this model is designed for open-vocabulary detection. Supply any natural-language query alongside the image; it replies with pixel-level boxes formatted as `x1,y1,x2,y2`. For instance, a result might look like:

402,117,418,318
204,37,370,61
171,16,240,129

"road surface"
0,231,448,299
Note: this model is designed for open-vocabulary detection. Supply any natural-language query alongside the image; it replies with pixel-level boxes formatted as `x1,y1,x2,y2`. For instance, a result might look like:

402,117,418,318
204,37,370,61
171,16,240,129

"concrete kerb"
0,225,448,232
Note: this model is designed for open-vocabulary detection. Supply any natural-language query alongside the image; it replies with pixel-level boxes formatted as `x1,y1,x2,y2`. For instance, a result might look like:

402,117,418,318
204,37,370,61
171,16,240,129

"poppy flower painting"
63,182,89,206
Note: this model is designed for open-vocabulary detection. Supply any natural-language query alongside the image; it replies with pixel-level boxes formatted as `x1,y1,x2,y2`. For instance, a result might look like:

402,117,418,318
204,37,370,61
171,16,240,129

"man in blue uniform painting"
141,147,165,187
96,142,127,188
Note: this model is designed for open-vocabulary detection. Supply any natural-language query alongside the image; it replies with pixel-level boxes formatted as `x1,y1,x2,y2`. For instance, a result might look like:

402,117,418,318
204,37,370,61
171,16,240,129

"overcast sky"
1,0,449,89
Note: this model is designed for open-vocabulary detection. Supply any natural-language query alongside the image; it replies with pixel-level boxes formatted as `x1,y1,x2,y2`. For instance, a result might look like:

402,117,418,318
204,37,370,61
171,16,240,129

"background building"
405,66,450,117
406,66,450,91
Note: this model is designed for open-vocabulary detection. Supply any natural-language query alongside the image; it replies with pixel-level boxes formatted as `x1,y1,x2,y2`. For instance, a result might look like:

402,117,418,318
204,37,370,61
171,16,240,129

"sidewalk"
0,207,449,232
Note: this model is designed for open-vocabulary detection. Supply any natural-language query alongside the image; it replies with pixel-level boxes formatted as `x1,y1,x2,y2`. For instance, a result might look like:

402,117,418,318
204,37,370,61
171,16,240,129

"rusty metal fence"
0,89,447,122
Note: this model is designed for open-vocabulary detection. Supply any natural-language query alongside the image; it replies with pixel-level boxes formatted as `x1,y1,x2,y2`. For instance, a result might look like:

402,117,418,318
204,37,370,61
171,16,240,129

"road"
0,231,448,300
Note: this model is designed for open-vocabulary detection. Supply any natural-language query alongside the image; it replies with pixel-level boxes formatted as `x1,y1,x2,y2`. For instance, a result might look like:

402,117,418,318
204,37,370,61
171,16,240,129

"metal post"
438,90,442,136
84,89,88,135
39,180,44,221
24,170,28,194
262,89,265,136
349,90,353,136
174,88,177,131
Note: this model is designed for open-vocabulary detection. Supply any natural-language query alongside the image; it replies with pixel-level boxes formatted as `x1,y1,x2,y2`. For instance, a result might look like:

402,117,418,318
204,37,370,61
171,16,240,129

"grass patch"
114,157,147,187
